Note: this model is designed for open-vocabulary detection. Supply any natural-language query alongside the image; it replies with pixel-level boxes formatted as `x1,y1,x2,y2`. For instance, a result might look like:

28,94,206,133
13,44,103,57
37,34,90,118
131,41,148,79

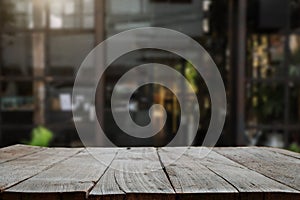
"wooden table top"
0,145,299,200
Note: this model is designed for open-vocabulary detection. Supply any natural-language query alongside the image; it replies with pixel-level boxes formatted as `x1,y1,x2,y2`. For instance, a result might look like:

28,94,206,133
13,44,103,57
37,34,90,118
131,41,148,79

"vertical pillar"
32,0,45,125
229,0,247,145
236,0,247,145
283,3,291,147
94,0,107,146
95,0,105,45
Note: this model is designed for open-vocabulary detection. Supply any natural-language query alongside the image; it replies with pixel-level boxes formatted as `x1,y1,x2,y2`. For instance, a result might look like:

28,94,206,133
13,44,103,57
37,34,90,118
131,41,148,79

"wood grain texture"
158,147,238,200
188,147,299,199
89,168,124,200
90,147,175,200
258,147,300,160
215,147,300,192
0,145,299,200
4,148,118,200
0,145,45,164
0,147,81,193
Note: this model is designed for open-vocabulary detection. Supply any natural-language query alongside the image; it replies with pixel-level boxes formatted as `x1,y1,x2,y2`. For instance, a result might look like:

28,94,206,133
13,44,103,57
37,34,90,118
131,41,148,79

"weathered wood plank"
158,147,238,200
90,147,175,200
89,168,124,200
0,147,81,194
0,145,45,164
258,147,300,160
187,147,299,199
215,147,300,192
4,148,118,200
0,146,299,200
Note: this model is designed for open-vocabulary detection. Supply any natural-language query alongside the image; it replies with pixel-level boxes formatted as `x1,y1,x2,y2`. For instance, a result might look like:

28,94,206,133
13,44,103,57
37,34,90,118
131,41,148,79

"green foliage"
26,126,53,147
288,142,300,153
252,84,284,123
185,62,199,93
175,62,199,93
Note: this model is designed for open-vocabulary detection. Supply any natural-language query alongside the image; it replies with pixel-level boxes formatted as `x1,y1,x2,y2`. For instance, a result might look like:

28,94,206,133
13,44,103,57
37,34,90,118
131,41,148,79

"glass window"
106,0,203,37
1,33,33,76
103,0,226,146
5,0,47,29
83,0,94,14
0,81,33,111
49,0,94,29
48,34,94,76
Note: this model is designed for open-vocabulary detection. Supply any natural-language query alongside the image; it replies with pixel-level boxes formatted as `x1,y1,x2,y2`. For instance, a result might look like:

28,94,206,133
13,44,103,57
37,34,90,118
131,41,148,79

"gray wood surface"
0,145,45,164
190,147,299,199
90,148,175,200
0,147,81,192
4,148,117,200
0,145,299,200
158,147,238,200
215,147,300,192
259,146,300,160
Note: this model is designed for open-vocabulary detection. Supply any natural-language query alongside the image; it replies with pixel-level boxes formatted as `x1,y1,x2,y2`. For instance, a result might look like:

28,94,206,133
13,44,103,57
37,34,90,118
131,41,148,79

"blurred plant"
288,142,300,153
289,65,300,77
175,61,199,93
251,84,284,123
25,126,53,147
185,62,199,93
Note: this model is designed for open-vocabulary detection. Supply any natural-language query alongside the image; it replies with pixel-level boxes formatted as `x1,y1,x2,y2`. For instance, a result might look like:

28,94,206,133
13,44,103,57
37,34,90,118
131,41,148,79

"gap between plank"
213,149,300,192
156,148,176,195
113,168,126,195
198,159,241,193
86,149,121,199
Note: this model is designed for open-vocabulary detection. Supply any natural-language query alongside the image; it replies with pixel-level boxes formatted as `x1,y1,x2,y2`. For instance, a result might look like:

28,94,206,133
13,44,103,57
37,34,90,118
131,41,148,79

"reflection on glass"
102,0,227,146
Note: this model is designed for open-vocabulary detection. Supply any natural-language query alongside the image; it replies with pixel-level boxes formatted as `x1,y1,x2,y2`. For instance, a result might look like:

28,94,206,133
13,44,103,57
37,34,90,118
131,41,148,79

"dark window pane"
1,33,33,76
1,81,33,111
246,83,285,125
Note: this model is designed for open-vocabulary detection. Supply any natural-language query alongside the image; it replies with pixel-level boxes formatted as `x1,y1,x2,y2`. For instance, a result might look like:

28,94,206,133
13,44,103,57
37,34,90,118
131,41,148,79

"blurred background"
0,0,300,151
